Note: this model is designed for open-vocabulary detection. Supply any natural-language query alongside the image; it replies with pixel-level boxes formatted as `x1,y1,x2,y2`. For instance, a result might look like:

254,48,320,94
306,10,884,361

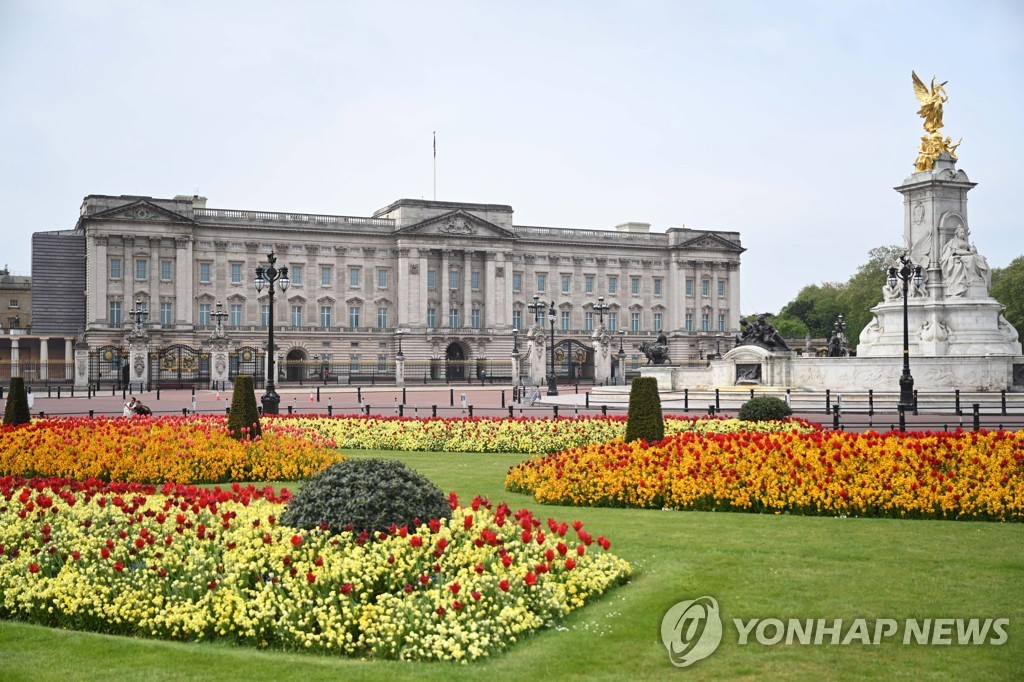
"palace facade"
23,194,744,385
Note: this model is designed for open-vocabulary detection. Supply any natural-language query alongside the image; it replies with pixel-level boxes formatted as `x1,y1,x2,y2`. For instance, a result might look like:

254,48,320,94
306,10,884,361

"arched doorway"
445,342,467,382
285,348,308,381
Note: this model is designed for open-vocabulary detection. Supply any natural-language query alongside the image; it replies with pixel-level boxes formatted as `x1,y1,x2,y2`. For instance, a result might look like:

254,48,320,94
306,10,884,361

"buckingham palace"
23,193,744,387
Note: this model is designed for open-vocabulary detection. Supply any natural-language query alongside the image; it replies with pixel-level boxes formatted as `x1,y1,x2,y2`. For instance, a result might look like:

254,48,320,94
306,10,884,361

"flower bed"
290,415,817,454
0,416,341,484
505,430,1024,521
0,477,630,661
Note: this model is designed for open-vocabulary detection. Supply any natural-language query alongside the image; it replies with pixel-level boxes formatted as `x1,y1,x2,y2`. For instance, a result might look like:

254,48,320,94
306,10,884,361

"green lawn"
1,450,1021,681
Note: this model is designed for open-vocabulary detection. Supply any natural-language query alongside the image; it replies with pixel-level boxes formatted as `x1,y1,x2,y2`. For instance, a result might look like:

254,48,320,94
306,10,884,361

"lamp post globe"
254,251,290,415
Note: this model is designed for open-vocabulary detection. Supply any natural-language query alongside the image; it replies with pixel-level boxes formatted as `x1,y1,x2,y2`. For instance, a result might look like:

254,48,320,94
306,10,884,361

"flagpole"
433,131,436,200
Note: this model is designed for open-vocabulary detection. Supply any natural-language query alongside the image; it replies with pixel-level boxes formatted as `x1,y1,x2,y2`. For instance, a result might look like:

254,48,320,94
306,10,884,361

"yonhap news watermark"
661,596,1009,668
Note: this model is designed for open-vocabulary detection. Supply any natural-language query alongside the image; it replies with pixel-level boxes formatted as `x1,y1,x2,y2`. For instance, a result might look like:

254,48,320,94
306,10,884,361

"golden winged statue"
912,71,961,171
912,71,947,133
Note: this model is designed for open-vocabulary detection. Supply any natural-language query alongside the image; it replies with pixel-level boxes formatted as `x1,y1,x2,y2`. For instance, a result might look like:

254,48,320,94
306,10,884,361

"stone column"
209,338,230,390
463,252,473,329
728,262,741,331
419,250,430,329
175,237,194,327
124,237,136,315
74,342,90,390
395,354,405,387
65,338,74,382
126,334,150,391
440,251,450,328
10,338,20,378
39,338,49,381
525,324,547,386
396,247,412,327
92,236,109,324
484,252,497,328
591,327,612,386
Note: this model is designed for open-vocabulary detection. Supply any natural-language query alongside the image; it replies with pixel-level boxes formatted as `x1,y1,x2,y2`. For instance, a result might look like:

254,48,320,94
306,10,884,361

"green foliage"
772,316,810,340
281,458,451,536
738,395,793,422
773,245,903,345
2,377,31,426
992,255,1024,333
227,376,261,440
624,377,664,443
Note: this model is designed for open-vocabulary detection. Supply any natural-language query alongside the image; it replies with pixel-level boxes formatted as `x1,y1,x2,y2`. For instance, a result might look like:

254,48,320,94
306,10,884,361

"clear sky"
1,1,1021,315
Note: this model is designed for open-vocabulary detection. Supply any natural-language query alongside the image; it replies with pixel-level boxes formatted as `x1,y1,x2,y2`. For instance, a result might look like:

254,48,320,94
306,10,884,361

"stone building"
27,193,744,386
0,266,35,381
0,265,31,331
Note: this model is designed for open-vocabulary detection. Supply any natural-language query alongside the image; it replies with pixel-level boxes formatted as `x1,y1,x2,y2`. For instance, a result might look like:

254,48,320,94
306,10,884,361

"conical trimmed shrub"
624,376,664,443
3,377,31,426
227,375,262,440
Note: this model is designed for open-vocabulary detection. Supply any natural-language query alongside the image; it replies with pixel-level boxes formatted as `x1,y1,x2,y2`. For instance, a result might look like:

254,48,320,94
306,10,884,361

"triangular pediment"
90,200,194,224
674,233,745,253
395,210,516,239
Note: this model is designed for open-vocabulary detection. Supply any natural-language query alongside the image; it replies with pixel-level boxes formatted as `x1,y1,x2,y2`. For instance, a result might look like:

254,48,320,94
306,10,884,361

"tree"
227,375,262,440
772,245,902,344
3,377,31,426
991,255,1024,332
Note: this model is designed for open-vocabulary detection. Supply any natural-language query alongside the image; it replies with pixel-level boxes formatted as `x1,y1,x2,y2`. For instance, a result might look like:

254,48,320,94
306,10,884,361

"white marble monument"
856,153,1021,359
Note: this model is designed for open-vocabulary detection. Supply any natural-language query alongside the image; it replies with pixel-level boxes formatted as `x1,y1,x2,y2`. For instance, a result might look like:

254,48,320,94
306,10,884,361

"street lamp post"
546,301,558,396
888,254,923,417
593,296,609,327
128,298,148,331
395,329,404,359
254,251,290,414
618,329,626,385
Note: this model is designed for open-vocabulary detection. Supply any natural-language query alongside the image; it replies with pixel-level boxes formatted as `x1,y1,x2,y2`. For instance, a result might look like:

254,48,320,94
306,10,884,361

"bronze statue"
640,331,670,365
736,314,790,352
912,71,961,171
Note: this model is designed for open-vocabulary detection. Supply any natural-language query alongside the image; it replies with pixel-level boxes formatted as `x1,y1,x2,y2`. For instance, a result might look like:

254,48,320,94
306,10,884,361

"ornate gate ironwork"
89,344,128,388
230,346,265,388
150,344,210,388
553,339,593,381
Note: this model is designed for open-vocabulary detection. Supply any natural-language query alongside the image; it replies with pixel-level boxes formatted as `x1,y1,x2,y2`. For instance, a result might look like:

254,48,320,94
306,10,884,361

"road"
14,383,1024,432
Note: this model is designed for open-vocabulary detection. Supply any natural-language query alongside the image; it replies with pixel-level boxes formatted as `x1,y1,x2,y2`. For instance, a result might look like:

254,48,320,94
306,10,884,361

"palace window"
512,272,522,292
230,304,242,326
231,263,243,285
290,265,303,286
160,302,173,325
135,259,149,281
109,300,122,324
654,313,663,331
608,276,617,295
291,305,303,326
631,312,641,332
198,303,211,326
320,305,332,328
160,260,172,282
585,275,594,294
348,306,360,328
378,307,388,329
653,278,663,295
321,266,332,287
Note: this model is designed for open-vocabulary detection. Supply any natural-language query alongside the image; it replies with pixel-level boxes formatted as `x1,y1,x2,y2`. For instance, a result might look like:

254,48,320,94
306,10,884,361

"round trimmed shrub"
227,375,261,440
738,396,793,422
3,377,31,426
281,459,451,536
624,376,664,443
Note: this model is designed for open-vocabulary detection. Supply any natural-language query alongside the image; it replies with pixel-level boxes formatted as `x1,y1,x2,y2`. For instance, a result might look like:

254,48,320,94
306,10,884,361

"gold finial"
912,71,960,171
